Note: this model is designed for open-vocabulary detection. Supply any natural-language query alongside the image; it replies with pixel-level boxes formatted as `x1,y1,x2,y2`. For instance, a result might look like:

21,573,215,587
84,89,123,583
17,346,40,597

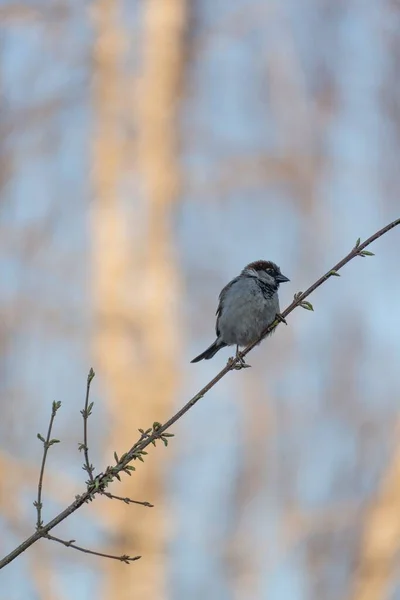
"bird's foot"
227,351,251,370
275,312,287,325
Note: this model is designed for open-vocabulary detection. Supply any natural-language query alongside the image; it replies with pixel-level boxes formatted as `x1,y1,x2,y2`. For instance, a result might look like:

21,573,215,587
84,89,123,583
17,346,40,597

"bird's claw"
275,312,287,325
227,355,251,370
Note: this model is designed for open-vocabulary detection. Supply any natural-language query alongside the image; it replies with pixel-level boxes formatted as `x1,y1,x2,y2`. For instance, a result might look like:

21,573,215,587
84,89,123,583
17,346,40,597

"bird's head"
242,260,290,288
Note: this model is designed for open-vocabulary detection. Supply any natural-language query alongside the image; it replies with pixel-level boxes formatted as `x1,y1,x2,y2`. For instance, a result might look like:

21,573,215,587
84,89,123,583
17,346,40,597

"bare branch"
120,218,400,459
33,401,62,530
100,491,154,508
44,534,140,564
1,217,399,570
79,368,96,482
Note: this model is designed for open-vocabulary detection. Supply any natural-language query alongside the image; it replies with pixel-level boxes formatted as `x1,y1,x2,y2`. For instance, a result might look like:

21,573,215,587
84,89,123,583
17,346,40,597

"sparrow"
191,260,290,368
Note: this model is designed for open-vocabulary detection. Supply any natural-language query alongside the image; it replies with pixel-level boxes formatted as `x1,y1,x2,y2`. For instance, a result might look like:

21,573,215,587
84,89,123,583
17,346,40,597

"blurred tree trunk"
350,440,400,600
91,1,187,599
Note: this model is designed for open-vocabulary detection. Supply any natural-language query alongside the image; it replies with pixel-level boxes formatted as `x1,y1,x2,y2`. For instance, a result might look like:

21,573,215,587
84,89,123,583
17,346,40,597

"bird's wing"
215,276,241,336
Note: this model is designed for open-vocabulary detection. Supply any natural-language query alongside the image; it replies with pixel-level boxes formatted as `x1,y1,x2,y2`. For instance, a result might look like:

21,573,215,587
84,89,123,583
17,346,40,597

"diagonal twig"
1,217,399,570
119,218,400,464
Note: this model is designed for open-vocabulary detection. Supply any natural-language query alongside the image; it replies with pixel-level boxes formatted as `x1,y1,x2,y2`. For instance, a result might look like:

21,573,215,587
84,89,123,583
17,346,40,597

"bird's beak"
276,273,290,283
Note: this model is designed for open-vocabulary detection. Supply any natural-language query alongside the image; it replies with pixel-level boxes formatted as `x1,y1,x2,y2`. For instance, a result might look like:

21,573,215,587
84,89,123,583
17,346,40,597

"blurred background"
1,1,400,599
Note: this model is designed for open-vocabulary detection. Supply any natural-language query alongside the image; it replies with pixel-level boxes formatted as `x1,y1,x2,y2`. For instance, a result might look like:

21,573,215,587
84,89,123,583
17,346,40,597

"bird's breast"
217,286,279,347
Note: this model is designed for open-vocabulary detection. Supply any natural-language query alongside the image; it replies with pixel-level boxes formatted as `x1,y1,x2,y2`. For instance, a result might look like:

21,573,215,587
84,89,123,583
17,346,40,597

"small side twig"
101,491,154,508
79,368,95,482
44,534,140,564
34,401,61,530
31,371,148,567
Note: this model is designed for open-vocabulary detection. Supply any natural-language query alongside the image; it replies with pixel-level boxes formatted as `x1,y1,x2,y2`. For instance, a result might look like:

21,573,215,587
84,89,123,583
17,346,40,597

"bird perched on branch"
191,260,290,368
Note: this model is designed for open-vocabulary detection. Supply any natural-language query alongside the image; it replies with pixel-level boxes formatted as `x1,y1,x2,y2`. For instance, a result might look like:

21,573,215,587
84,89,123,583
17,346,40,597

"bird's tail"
191,340,227,363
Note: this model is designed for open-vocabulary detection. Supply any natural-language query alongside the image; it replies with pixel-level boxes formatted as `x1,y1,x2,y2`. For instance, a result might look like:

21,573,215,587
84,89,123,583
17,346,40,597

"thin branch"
34,401,61,530
80,368,95,482
100,491,154,508
1,217,399,570
122,218,400,463
44,534,140,564
95,217,400,473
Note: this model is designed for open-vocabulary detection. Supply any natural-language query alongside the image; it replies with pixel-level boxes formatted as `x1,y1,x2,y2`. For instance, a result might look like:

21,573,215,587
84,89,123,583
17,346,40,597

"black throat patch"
254,277,277,298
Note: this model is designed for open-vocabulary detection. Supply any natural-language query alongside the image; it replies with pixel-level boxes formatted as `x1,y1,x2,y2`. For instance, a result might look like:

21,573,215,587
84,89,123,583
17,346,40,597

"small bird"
191,260,290,368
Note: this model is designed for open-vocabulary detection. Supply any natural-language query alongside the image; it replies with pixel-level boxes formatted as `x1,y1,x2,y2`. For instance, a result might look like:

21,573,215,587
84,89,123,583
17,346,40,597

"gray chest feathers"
217,276,280,347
